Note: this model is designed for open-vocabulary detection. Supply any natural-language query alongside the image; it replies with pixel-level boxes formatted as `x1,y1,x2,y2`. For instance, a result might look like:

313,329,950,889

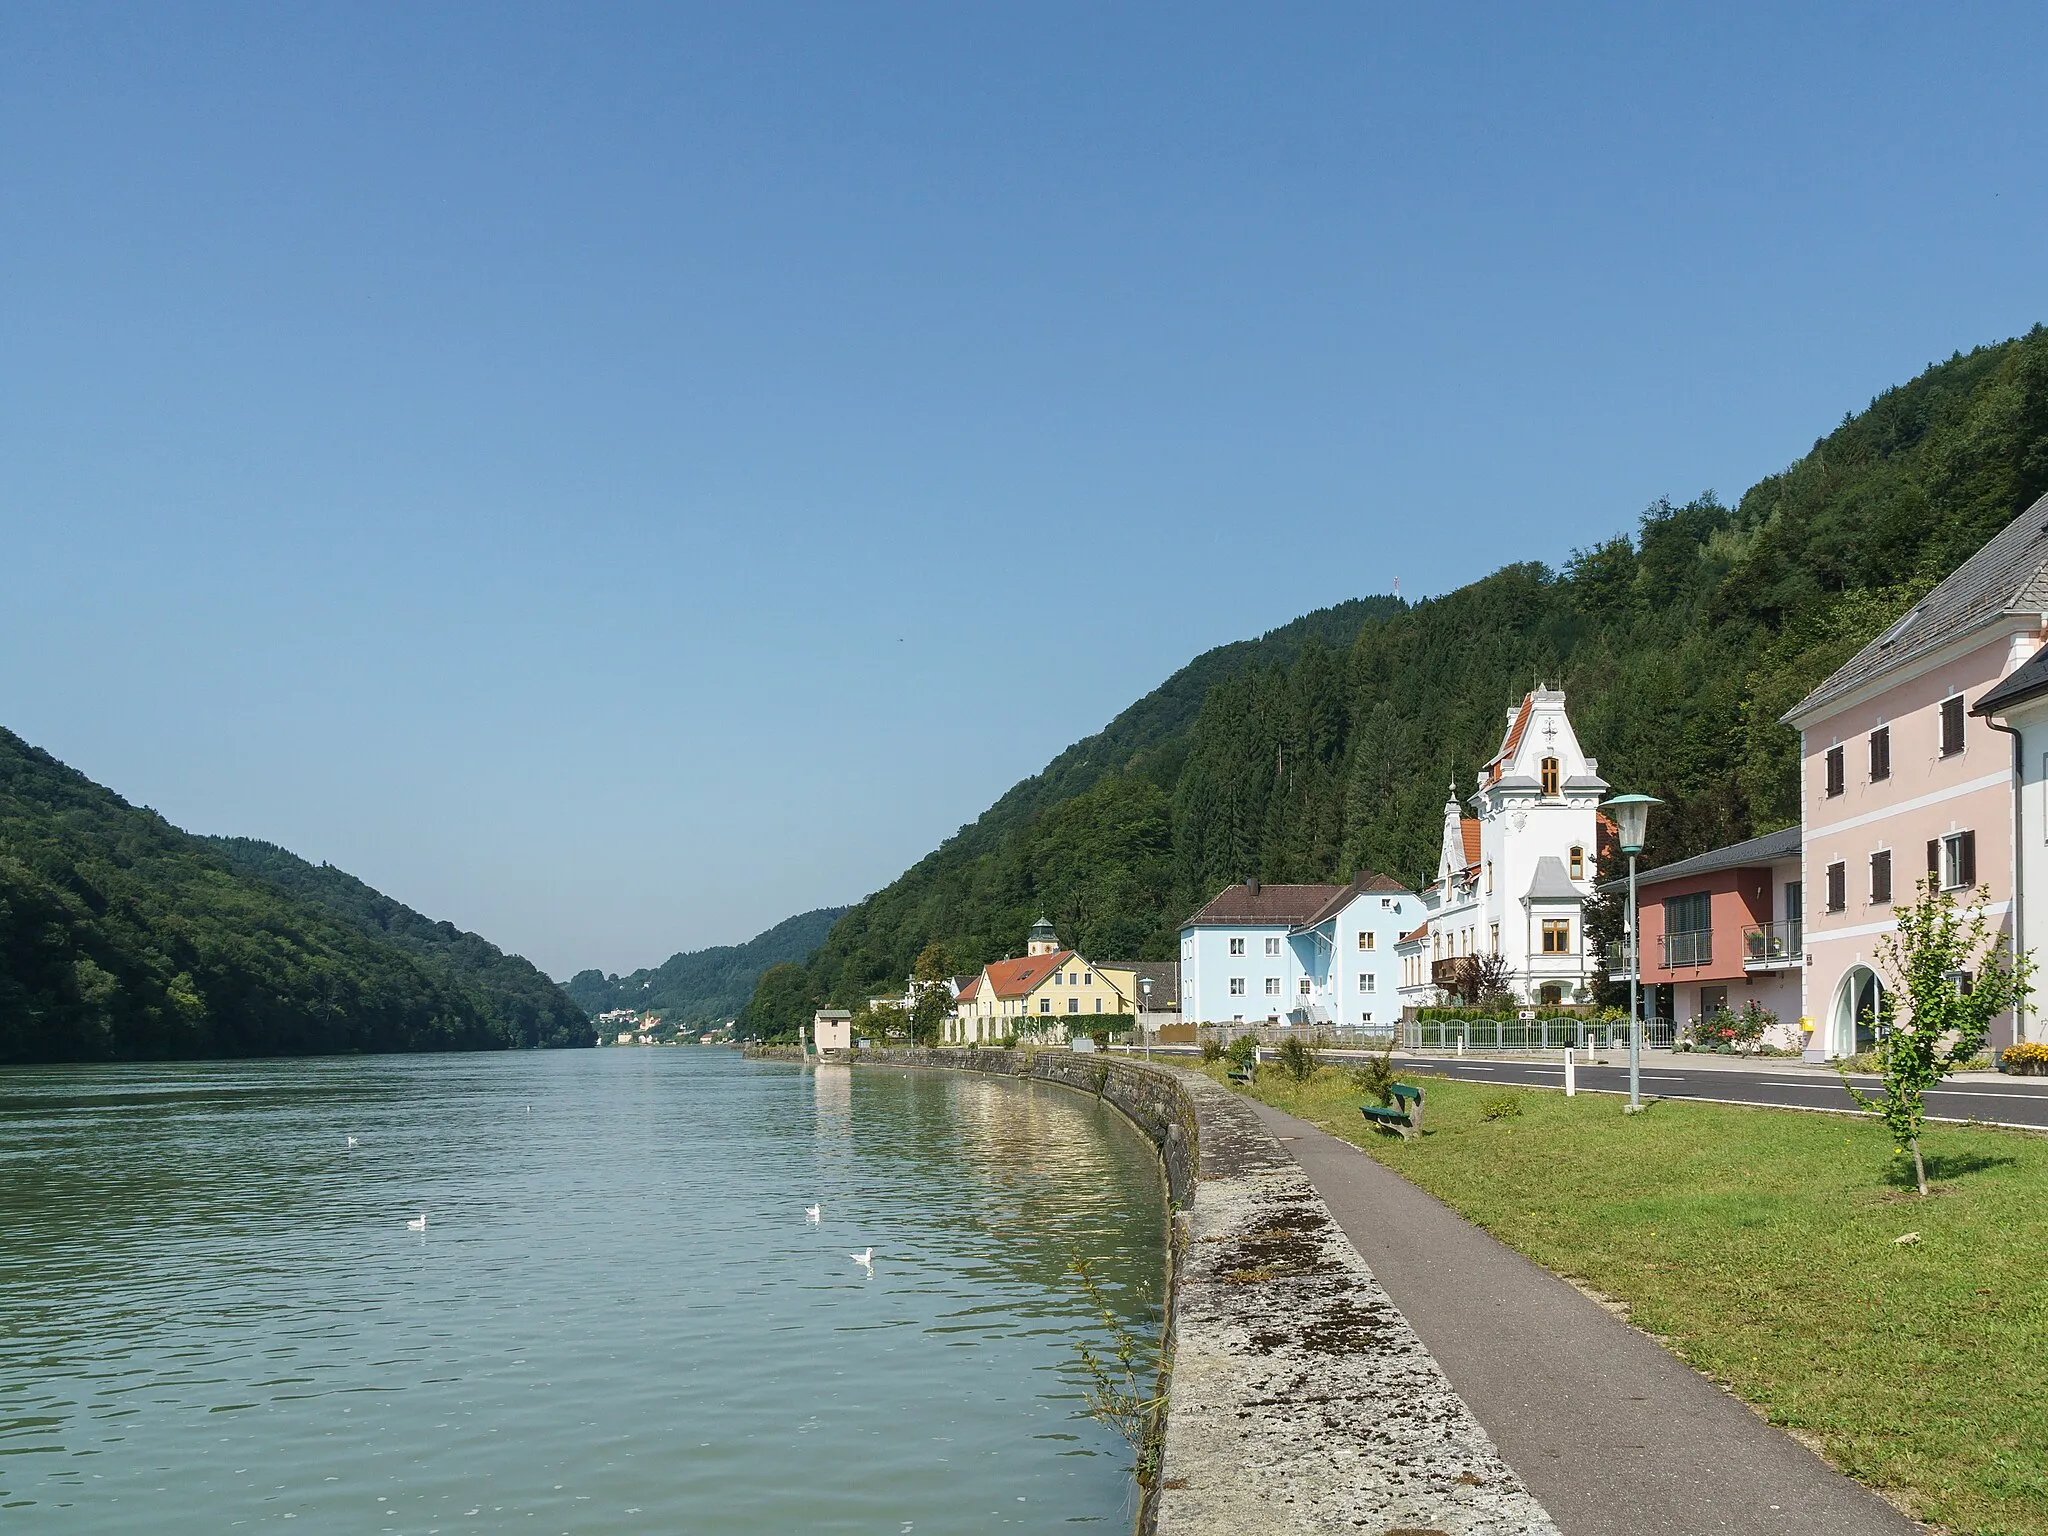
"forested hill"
565,905,848,1023
204,837,590,1049
0,728,594,1062
741,325,2048,1039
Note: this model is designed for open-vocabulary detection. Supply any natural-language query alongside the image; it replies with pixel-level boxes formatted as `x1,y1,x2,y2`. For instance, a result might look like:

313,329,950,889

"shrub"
1347,1039,1397,1105
1276,1035,1318,1083
1200,1038,1225,1064
2003,1041,2048,1073
1225,1035,1258,1070
1479,1093,1523,1121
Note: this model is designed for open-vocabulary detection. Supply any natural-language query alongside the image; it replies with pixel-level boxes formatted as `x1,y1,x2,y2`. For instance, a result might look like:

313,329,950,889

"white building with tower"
1397,687,1613,1010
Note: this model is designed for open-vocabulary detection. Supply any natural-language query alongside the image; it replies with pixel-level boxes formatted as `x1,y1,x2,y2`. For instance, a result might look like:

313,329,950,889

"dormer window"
1541,757,1560,796
1569,845,1584,880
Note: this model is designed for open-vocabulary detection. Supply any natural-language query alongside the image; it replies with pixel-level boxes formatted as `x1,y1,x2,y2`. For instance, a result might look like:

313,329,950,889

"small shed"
813,1009,852,1052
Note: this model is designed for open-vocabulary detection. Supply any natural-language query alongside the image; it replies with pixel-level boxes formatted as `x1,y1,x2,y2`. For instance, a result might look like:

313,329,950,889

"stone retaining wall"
836,1048,1556,1536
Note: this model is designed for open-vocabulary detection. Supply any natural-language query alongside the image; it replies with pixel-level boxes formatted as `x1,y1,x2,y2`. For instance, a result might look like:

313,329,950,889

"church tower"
1026,917,1060,957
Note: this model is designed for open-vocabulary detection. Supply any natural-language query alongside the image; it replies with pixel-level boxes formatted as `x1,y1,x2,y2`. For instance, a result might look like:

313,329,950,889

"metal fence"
1401,1016,1677,1052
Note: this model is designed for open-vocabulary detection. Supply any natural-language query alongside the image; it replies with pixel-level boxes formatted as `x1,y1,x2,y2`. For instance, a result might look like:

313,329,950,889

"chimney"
1246,876,1260,896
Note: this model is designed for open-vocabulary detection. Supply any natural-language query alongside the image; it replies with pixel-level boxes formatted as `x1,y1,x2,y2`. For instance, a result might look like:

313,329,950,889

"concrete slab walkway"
1248,1100,1926,1536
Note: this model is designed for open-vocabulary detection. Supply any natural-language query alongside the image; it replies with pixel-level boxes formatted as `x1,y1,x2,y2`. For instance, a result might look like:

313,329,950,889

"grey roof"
1787,491,2048,723
1563,772,1611,791
1523,856,1584,902
1973,640,2048,716
1183,881,1347,928
1294,871,1410,931
1600,824,1803,894
1107,959,1180,1009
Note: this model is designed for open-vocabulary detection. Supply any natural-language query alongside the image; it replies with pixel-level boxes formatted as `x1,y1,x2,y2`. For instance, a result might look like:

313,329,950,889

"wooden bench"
1228,1063,1256,1087
1360,1083,1425,1141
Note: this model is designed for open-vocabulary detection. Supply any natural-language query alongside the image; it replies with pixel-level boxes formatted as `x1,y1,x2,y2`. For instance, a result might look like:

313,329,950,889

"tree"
909,942,953,1046
1845,879,2031,1196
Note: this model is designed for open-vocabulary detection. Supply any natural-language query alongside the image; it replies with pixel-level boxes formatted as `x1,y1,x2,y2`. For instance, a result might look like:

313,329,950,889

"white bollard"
1456,1035,1465,1059
1564,1047,1576,1097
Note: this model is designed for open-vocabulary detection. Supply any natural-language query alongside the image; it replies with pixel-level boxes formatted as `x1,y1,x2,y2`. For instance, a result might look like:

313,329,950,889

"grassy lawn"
1218,1061,2048,1536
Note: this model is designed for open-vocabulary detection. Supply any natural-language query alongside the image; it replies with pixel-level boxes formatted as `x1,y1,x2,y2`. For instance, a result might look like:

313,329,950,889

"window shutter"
1960,830,1977,888
1928,840,1941,883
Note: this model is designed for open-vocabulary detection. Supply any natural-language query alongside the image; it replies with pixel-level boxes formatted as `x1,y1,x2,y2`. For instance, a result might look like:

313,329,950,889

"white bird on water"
407,1213,428,1231
805,1204,821,1223
346,1136,358,1147
850,1248,873,1269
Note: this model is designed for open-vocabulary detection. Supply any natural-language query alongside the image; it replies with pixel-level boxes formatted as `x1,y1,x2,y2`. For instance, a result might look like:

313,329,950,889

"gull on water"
407,1213,428,1231
346,1136,358,1147
805,1204,821,1223
850,1248,873,1269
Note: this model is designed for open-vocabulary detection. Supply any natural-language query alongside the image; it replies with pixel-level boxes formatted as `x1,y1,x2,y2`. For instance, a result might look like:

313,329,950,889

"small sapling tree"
1845,878,2030,1196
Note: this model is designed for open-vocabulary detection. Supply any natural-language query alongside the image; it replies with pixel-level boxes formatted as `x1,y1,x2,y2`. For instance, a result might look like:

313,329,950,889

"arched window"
1541,756,1560,796
1569,845,1584,879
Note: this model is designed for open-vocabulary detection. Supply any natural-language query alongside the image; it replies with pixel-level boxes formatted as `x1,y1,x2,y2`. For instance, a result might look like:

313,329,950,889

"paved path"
1247,1100,1926,1536
1395,1054,2048,1130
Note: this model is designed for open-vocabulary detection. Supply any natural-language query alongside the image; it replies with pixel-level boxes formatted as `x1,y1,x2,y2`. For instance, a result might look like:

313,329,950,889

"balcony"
1432,955,1478,995
1603,941,1637,981
1742,921,1803,971
1662,928,1712,968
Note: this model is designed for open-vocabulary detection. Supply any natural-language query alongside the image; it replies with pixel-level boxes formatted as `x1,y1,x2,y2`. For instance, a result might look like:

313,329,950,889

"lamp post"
1602,793,1664,1114
1141,976,1153,1061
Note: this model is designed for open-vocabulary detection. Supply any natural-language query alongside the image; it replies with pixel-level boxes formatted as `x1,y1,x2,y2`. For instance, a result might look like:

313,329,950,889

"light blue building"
1178,873,1416,1028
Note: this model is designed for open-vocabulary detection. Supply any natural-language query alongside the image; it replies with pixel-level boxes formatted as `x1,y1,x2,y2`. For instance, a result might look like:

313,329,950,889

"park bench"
1227,1062,1256,1086
1360,1082,1425,1141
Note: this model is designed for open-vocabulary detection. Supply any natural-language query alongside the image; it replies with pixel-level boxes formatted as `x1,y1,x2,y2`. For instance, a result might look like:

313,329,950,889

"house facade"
1623,826,1804,1047
1178,872,1414,1028
1785,497,2048,1059
948,918,1132,1044
1973,641,2048,1047
1399,688,1611,1011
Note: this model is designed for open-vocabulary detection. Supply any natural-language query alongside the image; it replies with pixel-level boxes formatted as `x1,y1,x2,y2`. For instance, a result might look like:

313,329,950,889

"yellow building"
947,918,1132,1045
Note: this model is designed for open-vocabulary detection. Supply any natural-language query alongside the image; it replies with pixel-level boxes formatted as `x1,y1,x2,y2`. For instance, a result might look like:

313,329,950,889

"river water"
0,1050,1166,1532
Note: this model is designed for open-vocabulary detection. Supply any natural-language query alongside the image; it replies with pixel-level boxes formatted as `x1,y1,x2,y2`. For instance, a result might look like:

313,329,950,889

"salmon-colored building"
1785,496,2048,1059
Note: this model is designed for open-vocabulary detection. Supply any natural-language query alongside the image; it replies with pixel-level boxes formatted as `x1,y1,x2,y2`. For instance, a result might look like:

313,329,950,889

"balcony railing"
1432,955,1478,992
1662,928,1712,968
1742,920,1803,968
1603,941,1637,978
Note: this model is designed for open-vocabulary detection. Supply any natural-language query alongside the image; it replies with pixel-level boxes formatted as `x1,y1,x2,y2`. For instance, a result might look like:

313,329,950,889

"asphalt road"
1395,1054,2048,1130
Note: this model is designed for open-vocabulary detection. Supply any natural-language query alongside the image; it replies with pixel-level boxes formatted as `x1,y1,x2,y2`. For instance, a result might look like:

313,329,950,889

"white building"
1179,871,1415,1027
1397,688,1611,1010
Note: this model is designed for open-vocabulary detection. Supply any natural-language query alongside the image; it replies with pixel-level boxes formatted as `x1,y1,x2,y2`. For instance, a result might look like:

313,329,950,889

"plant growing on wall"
1845,879,2031,1196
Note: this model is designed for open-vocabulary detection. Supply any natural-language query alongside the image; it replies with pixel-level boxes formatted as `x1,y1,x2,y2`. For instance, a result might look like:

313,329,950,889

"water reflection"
0,1051,1165,1533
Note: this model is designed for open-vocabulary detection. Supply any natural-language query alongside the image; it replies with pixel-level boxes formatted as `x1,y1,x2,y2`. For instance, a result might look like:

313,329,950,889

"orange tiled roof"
983,951,1075,998
955,975,981,1003
1398,922,1430,945
1484,693,1535,784
1461,819,1482,868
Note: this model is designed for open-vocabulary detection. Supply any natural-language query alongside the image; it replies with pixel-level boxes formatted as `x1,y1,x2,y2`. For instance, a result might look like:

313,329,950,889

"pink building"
1625,826,1804,1046
1785,498,2048,1059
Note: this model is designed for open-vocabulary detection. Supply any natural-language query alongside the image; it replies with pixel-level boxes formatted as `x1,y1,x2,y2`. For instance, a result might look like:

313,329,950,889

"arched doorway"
1832,965,1883,1058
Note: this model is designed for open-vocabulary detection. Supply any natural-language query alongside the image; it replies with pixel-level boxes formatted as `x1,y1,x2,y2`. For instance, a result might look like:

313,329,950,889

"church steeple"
1026,916,1060,956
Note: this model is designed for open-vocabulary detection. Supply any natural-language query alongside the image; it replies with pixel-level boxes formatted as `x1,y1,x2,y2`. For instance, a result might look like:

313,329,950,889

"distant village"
593,1009,735,1047
812,501,2048,1064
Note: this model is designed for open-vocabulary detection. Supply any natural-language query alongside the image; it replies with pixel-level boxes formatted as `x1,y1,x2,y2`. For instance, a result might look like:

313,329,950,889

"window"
1940,695,1966,757
1362,1011,1373,1023
1869,726,1891,782
1039,998,1052,1014
1931,831,1977,890
1229,937,1245,956
1785,880,1802,921
1379,896,1393,909
1264,936,1281,956
1541,756,1560,796
1541,919,1572,954
1359,931,1376,951
1824,744,1845,798
1490,923,1500,952
1094,997,1103,1013
1264,977,1282,996
1665,891,1711,935
1052,970,1062,985
1569,845,1584,880
1298,978,1311,995
1067,997,1079,1013
1081,973,1091,985
1229,978,1246,996
1870,849,1892,905
1360,974,1376,993
1826,861,1846,913
1485,860,1493,894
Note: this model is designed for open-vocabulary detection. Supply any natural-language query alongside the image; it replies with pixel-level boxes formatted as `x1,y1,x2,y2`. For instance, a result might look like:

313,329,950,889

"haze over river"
0,1050,1166,1532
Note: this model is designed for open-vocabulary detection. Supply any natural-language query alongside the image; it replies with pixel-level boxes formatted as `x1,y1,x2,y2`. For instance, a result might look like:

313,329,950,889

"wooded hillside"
565,905,849,1024
741,326,2048,1038
0,730,593,1062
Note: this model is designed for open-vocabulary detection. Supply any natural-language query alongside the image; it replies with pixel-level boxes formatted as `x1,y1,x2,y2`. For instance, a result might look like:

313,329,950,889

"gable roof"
1602,824,1803,894
955,975,982,1003
1105,959,1180,1008
1398,922,1430,945
1524,855,1583,902
983,951,1074,998
1461,819,1482,868
1789,491,2048,723
1296,870,1411,930
1974,639,2048,716
1484,693,1535,785
1183,881,1347,927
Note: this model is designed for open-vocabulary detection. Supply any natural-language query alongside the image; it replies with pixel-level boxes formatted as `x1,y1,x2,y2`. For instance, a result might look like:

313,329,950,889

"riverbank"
841,1047,1558,1535
1231,1062,2048,1535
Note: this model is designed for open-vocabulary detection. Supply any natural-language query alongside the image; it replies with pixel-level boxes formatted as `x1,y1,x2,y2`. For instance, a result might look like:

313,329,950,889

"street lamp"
1603,793,1664,1114
1141,976,1153,1061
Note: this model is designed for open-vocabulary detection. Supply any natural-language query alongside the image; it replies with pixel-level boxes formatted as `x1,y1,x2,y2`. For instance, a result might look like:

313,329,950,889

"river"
0,1049,1166,1532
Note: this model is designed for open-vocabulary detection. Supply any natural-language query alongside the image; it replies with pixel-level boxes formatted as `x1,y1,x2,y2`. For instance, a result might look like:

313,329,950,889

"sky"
4,4,2046,980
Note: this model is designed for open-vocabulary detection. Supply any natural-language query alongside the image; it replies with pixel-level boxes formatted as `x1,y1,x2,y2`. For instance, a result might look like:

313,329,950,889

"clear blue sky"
5,5,2045,980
